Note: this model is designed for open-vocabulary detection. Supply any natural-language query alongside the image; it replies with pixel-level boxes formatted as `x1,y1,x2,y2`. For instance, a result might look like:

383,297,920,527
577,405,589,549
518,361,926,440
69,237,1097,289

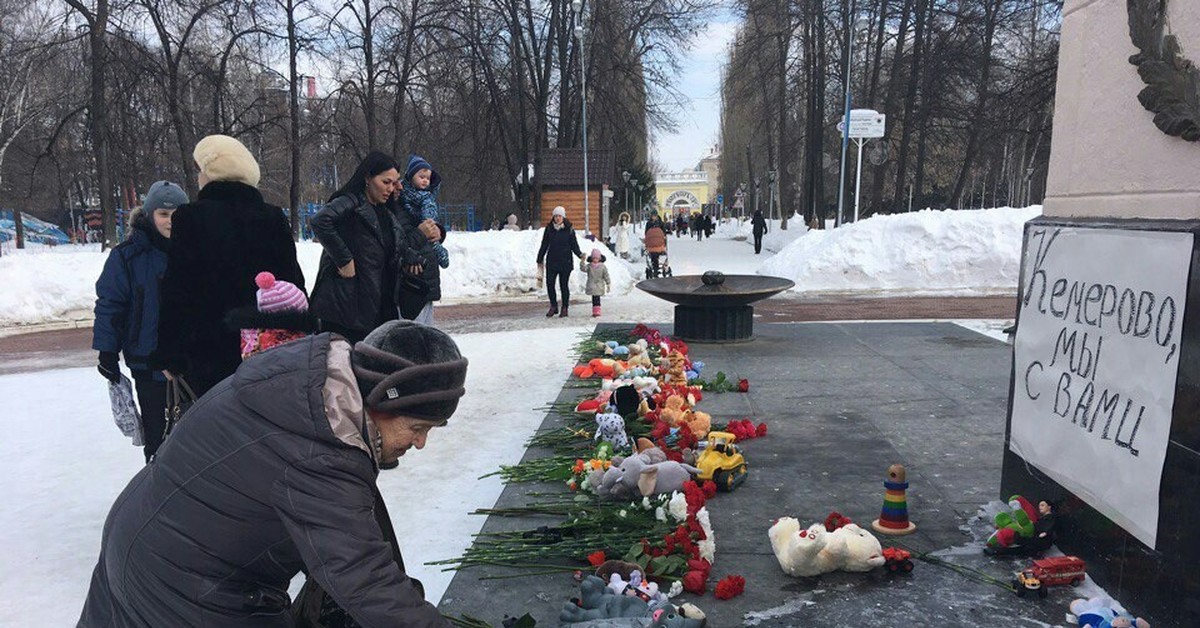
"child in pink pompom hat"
578,248,610,317
226,272,318,359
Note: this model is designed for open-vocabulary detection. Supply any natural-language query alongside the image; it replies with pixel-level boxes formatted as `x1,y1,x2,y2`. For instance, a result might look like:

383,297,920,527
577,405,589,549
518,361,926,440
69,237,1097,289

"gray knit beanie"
351,321,468,422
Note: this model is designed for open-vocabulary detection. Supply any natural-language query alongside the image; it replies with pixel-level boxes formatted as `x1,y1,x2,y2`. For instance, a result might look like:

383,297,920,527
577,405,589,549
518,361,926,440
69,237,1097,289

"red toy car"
882,547,914,574
1023,556,1087,587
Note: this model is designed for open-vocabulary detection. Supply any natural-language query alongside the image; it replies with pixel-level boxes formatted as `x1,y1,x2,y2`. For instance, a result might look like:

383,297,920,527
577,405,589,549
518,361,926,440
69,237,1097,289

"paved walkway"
0,296,1015,375
438,322,1089,626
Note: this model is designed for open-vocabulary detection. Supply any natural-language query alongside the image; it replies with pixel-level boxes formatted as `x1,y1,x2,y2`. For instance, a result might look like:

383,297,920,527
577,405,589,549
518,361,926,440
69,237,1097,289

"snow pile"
759,206,1041,295
0,231,637,327
712,215,806,253
300,231,639,302
437,230,638,300
0,244,107,326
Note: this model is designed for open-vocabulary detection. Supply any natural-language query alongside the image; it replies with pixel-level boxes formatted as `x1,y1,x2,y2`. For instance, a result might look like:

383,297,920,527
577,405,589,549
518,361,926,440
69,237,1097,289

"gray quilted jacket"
78,333,447,628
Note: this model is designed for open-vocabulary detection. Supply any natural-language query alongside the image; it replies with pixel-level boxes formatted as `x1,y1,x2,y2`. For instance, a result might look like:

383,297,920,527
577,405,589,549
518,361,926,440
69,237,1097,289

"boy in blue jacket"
93,181,188,461
400,154,450,268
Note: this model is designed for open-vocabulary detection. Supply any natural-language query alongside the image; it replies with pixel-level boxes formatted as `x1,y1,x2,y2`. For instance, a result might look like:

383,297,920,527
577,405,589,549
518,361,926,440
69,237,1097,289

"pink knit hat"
255,272,308,313
590,248,602,262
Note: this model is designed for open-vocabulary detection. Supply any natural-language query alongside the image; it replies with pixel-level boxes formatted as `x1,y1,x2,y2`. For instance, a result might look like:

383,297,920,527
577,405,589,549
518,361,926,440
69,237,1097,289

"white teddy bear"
768,518,884,577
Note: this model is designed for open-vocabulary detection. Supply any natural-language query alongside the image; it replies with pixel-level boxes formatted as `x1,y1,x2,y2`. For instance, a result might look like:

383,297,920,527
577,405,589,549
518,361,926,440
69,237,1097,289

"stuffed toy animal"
560,576,707,627
595,409,631,451
678,409,711,439
1069,596,1150,628
632,376,660,394
769,518,885,577
612,385,641,418
987,495,1038,549
769,519,842,577
835,523,886,571
659,395,688,426
596,447,699,499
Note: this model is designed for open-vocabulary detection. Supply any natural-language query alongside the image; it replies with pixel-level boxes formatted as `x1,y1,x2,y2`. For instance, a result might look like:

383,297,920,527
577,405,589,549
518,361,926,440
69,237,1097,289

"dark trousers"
546,267,570,307
649,252,662,274
132,370,168,462
753,231,764,254
591,295,601,306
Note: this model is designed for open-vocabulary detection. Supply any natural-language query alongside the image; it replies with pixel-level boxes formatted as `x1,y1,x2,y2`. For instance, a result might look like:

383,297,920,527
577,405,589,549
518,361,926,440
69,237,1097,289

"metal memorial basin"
636,272,795,342
637,273,795,307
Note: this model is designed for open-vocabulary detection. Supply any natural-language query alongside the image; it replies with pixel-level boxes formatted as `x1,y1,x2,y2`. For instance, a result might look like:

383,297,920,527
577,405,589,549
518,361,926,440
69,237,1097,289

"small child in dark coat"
400,155,450,269
93,181,188,461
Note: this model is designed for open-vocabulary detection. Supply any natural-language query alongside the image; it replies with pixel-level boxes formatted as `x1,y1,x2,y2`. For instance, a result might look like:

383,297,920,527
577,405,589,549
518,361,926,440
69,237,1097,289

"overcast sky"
650,16,739,173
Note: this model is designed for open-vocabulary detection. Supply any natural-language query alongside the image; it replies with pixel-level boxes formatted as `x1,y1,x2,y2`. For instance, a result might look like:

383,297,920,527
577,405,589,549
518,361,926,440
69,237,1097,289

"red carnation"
587,550,606,567
687,558,712,575
682,570,707,595
756,422,768,437
701,481,718,498
714,575,746,600
737,378,749,393
824,511,853,532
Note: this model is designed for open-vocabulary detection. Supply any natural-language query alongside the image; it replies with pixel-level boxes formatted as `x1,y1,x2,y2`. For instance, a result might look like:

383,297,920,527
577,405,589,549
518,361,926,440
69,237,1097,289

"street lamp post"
573,0,590,235
836,11,868,227
622,170,631,218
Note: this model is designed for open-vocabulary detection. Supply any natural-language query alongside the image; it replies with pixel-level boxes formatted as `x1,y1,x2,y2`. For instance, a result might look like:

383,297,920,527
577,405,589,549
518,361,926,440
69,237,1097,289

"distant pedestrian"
94,181,188,461
580,248,610,317
752,208,768,254
537,206,585,317
704,214,715,239
675,212,687,238
613,211,632,259
154,135,304,397
644,214,667,276
691,212,702,240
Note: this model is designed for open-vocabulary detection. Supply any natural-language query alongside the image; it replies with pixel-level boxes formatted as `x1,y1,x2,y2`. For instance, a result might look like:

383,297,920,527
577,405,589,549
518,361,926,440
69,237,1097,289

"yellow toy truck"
695,431,748,491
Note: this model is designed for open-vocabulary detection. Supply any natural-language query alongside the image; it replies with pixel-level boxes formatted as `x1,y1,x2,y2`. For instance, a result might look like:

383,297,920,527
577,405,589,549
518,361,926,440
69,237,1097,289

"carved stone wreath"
1127,0,1200,142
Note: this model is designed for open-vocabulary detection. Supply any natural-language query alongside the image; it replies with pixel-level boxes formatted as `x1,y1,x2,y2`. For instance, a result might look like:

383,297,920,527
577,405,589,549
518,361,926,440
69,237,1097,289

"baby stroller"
644,245,673,279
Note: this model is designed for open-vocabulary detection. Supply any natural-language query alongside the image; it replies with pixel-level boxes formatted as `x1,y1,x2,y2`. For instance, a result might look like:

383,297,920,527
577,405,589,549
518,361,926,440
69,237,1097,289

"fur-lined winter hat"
351,320,469,423
193,134,261,187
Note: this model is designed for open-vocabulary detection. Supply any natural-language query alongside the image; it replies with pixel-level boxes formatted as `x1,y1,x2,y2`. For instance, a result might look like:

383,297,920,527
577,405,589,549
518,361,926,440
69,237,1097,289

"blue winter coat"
400,159,449,268
93,226,167,377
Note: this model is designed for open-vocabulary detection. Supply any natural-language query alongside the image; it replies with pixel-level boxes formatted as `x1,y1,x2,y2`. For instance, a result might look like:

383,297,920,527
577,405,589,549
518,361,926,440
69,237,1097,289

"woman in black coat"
309,152,408,343
155,135,304,397
536,206,585,317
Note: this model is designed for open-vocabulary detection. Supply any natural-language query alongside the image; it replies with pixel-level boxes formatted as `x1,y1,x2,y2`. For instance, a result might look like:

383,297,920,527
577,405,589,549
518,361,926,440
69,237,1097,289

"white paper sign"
1010,225,1192,548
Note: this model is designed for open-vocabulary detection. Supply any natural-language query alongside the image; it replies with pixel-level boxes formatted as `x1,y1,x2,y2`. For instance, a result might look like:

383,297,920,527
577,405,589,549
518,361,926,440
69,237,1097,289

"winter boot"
559,304,569,318
592,305,601,317
546,304,559,317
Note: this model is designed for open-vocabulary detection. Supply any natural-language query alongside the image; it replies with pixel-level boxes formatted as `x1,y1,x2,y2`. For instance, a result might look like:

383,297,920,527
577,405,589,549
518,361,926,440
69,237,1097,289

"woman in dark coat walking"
154,135,304,397
536,206,585,317
309,152,408,342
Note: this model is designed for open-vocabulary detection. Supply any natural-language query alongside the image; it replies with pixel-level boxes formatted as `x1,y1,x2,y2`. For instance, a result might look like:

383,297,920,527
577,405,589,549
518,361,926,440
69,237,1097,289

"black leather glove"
98,351,121,383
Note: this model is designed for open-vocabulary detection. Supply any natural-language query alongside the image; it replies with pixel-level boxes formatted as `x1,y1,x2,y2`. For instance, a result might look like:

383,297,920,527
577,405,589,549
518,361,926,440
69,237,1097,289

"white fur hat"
552,206,566,217
193,134,261,187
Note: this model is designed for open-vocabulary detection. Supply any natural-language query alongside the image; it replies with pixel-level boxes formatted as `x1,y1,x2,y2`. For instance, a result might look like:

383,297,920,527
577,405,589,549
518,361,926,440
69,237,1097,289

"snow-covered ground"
0,325,588,625
0,206,1040,329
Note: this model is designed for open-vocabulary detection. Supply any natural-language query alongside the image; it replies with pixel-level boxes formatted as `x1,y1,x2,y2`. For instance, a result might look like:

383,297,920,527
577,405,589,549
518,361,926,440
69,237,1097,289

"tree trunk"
949,0,1000,206
287,0,301,239
892,0,928,212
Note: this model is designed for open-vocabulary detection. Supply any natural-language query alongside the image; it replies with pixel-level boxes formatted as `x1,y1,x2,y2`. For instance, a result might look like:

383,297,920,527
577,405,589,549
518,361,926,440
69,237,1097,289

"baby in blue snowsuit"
400,155,449,268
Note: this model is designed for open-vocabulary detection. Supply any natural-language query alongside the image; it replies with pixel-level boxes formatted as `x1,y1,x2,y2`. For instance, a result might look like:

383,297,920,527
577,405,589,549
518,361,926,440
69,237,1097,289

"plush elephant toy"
595,447,699,499
560,576,707,627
